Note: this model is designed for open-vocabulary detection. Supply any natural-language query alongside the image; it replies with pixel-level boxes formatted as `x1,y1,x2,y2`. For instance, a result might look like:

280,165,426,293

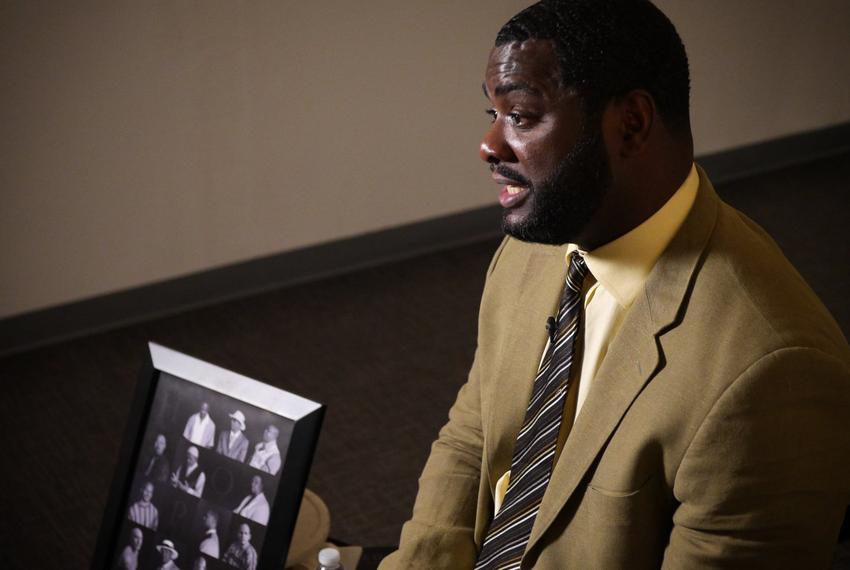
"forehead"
485,40,562,96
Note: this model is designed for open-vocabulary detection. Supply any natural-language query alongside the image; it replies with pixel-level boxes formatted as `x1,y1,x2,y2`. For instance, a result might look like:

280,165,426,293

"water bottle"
315,547,343,570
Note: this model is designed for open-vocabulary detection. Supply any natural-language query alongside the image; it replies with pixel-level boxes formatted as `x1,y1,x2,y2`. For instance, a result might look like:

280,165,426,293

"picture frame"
92,342,325,570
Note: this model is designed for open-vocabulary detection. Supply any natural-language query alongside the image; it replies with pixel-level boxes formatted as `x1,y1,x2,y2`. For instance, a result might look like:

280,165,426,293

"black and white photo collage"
114,371,294,570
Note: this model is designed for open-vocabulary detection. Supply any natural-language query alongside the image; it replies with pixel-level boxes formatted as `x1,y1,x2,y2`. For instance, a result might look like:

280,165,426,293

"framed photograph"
92,343,325,570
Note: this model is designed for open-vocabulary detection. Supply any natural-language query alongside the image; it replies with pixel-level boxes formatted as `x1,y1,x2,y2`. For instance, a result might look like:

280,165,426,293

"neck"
576,153,693,250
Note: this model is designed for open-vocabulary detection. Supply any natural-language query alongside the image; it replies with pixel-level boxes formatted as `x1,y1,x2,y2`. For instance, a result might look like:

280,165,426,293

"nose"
479,122,516,165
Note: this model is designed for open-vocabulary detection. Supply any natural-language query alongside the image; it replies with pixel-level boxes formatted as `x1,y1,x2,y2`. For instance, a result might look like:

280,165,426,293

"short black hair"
496,0,690,135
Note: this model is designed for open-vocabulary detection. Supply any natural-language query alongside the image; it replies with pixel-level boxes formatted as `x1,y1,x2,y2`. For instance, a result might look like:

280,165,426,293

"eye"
485,108,497,123
507,112,523,126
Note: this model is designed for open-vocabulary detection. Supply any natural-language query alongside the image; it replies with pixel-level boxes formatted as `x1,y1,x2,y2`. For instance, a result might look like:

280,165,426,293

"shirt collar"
567,163,698,307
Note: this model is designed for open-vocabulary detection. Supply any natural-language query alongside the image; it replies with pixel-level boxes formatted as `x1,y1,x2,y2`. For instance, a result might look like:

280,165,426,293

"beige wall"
2,1,849,318
657,0,850,154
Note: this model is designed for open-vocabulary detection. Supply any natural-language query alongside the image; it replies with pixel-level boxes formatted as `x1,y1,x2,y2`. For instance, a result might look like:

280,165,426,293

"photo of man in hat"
233,475,270,526
222,523,258,570
127,481,159,530
248,424,282,476
155,539,180,570
216,410,249,462
170,446,206,498
116,527,143,570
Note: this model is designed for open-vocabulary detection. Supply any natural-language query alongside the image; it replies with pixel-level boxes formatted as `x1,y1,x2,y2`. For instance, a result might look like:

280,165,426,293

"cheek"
521,143,560,182
509,128,567,181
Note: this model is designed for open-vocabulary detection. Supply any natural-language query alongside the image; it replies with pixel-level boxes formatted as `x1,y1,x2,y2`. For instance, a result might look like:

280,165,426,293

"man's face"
187,450,197,467
161,549,173,562
251,476,262,496
200,402,209,418
238,524,251,545
154,434,166,455
263,426,278,443
142,483,154,502
231,418,241,432
130,529,143,550
481,40,611,245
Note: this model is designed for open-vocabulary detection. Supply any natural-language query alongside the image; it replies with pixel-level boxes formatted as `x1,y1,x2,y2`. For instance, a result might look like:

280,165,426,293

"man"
233,475,270,525
140,433,171,483
127,481,159,530
222,523,258,570
183,402,216,448
381,1,850,569
155,539,180,570
216,410,249,462
171,446,206,498
198,509,220,558
248,425,282,475
117,527,143,570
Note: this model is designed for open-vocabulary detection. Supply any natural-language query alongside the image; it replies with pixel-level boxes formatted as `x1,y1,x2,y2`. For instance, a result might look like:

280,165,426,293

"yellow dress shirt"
493,163,700,515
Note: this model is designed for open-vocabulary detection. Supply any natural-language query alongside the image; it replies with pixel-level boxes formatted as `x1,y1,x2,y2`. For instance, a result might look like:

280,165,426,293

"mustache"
490,164,531,188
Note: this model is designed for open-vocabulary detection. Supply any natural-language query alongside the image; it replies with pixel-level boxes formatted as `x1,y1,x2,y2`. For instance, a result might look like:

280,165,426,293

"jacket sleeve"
379,238,510,570
662,347,850,569
237,437,248,463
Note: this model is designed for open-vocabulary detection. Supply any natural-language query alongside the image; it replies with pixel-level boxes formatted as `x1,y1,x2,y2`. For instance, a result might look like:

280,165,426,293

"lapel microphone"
546,316,558,342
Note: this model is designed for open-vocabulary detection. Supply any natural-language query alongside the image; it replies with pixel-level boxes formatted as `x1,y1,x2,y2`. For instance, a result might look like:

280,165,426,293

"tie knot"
566,252,588,293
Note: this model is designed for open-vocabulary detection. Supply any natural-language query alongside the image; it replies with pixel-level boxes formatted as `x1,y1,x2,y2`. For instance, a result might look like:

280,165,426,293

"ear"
611,89,656,157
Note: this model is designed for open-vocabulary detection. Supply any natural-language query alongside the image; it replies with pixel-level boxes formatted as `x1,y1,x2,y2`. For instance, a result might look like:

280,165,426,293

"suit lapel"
525,167,720,554
526,284,661,552
484,244,570,487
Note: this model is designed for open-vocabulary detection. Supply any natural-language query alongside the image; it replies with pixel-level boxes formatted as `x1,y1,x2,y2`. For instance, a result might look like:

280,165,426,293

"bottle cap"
318,547,341,568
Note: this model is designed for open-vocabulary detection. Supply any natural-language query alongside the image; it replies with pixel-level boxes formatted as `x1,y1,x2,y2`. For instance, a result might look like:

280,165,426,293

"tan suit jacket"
380,169,850,569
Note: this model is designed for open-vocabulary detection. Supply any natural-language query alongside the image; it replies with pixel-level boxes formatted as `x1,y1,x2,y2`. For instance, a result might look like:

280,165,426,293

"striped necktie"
475,252,589,570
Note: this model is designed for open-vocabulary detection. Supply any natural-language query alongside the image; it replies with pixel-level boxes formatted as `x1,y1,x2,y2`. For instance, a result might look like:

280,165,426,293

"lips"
499,184,530,208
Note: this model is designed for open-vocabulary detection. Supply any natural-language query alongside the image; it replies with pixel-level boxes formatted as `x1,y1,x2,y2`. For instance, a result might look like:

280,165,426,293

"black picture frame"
91,342,325,570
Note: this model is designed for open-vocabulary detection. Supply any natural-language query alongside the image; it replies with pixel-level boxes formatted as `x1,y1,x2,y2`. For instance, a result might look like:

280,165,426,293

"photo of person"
94,362,313,570
233,475,270,526
116,527,143,570
222,523,258,570
127,481,159,530
183,402,216,448
171,446,205,498
139,433,171,483
198,509,220,558
216,410,249,462
248,425,281,476
155,539,180,570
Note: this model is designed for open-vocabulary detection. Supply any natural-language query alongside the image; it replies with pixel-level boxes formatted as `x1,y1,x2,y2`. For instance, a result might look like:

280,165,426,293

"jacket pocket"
581,475,667,568
588,473,654,498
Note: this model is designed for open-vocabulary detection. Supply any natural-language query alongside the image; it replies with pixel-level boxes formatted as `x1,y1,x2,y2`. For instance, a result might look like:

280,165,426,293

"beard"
500,124,611,246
